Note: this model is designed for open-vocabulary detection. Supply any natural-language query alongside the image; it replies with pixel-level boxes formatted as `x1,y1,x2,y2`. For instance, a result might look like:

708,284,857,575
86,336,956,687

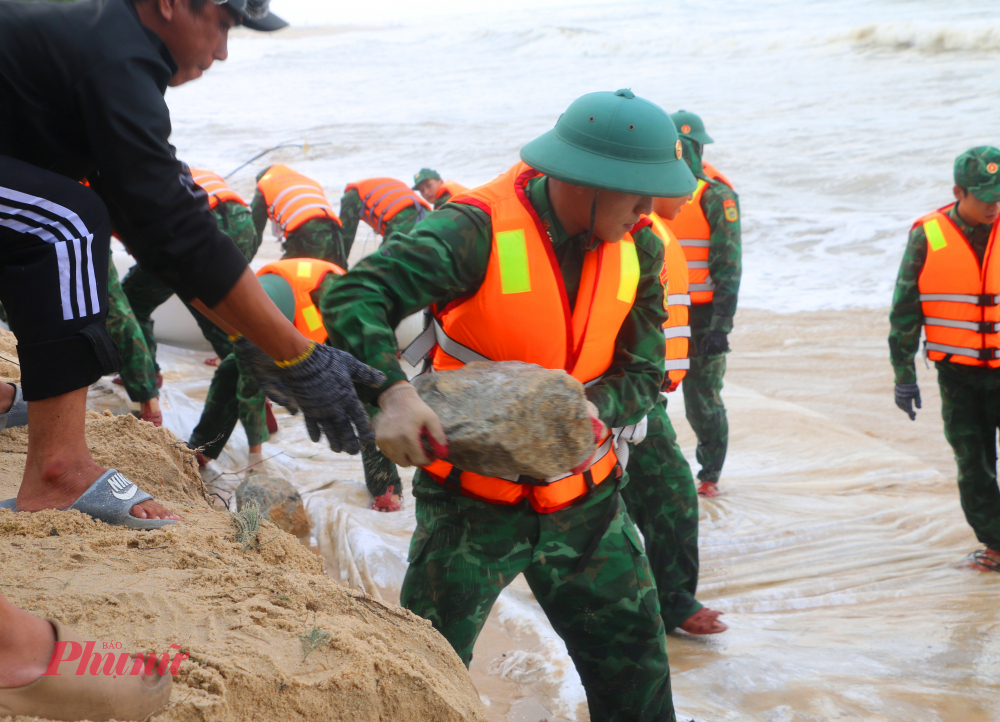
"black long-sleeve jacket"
0,0,247,305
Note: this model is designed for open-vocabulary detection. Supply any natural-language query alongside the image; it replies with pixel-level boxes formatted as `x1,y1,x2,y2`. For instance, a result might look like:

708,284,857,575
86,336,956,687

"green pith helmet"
954,146,1000,203
519,89,697,198
412,168,442,190
258,273,296,323
670,110,714,146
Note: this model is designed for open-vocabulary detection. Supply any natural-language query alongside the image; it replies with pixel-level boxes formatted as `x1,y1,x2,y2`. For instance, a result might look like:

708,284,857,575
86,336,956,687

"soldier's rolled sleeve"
585,226,668,428
703,185,741,334
888,226,927,385
78,63,247,307
320,205,492,404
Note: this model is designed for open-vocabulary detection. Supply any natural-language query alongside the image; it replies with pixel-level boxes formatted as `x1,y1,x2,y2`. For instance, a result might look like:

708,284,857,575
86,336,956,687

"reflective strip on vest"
690,278,716,292
924,316,1000,334
925,342,1000,361
668,293,691,306
664,358,691,371
678,239,711,248
433,319,490,364
686,260,709,270
663,326,691,340
919,293,1000,306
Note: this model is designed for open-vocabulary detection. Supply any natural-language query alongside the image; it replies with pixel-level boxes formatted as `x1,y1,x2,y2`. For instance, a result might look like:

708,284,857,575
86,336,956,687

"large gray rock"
412,361,594,479
236,473,310,538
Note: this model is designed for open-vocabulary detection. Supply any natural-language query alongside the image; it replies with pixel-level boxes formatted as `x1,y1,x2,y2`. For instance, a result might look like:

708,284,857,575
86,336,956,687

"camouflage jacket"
888,205,993,384
319,174,668,429
688,145,742,335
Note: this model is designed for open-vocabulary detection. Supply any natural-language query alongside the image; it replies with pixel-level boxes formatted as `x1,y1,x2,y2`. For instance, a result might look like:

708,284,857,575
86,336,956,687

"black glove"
238,339,386,454
894,382,921,421
700,331,730,357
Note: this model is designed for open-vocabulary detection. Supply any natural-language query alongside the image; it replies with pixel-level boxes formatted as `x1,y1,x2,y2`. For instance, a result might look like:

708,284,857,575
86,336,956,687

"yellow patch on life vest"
617,241,640,303
496,229,531,294
301,304,324,333
723,199,738,223
296,261,313,278
924,219,947,251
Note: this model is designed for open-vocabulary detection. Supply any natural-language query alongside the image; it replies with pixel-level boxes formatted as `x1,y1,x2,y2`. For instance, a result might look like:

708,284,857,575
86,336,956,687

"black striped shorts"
0,155,121,400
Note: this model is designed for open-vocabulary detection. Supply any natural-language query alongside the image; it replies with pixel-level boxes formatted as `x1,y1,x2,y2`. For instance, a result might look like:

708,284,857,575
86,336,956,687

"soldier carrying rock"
321,89,696,722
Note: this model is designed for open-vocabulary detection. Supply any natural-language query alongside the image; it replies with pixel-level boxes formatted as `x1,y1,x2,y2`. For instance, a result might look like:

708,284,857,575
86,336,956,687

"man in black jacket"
0,0,381,544
0,1,385,717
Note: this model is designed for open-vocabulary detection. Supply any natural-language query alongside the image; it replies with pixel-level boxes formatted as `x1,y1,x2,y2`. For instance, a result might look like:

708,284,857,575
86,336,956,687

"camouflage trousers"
360,401,402,499
682,338,729,483
106,256,158,403
401,471,674,722
282,218,350,270
937,363,1000,550
622,394,701,631
189,351,269,454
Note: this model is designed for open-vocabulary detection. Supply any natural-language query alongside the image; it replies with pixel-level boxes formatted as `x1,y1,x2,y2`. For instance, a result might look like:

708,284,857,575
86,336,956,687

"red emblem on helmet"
681,124,691,134
987,162,998,174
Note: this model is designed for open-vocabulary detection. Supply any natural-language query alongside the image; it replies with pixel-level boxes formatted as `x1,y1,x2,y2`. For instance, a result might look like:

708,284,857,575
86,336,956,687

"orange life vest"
916,204,1000,368
421,163,639,513
190,168,246,209
255,259,345,344
435,180,468,204
344,178,432,236
661,162,733,305
257,164,342,237
648,212,690,387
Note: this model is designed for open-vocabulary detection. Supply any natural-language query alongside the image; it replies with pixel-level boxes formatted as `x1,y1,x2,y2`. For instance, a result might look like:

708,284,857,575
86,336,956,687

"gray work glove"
894,382,921,421
236,338,385,454
700,331,730,356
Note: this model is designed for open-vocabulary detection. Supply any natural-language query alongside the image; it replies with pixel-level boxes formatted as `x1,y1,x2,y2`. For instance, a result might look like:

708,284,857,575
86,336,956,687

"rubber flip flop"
0,469,177,530
371,485,402,512
0,619,172,721
0,383,28,431
697,480,720,498
963,549,1000,573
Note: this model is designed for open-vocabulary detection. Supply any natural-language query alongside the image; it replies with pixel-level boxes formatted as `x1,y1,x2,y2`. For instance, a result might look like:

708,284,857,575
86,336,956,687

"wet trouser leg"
189,352,269,458
359,401,401,499
105,256,158,403
0,155,121,400
622,394,701,630
682,343,729,483
401,473,674,722
120,266,173,374
937,364,1000,550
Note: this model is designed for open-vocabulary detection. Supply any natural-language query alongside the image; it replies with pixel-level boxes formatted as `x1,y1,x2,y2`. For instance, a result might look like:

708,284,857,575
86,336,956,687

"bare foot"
697,480,720,497
16,458,181,521
963,548,1000,572
0,598,56,689
679,607,728,635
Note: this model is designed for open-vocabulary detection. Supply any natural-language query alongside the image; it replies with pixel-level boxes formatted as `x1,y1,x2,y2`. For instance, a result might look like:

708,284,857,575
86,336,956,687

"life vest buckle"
977,321,1000,334
978,294,1000,307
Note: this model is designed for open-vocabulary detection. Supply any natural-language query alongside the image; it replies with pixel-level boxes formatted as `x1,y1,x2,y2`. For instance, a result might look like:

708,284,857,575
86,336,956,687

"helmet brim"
241,11,288,31
520,129,698,198
684,130,714,145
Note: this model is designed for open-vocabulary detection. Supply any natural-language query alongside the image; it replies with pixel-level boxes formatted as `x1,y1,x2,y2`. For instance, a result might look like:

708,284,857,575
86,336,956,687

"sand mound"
0,366,486,721
0,330,19,385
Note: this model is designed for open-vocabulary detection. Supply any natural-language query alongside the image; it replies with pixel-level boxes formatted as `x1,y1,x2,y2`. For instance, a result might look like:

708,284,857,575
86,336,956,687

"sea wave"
849,23,1000,54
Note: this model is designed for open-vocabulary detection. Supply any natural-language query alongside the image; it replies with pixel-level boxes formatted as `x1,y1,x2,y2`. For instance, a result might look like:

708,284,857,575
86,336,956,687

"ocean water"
165,0,1000,313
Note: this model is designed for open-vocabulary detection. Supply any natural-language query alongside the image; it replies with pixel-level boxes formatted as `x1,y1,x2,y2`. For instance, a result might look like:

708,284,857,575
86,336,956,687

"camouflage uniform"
889,203,1000,550
338,186,421,261
250,168,349,269
621,394,701,631
105,255,158,403
122,199,270,453
321,175,675,721
682,139,741,484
